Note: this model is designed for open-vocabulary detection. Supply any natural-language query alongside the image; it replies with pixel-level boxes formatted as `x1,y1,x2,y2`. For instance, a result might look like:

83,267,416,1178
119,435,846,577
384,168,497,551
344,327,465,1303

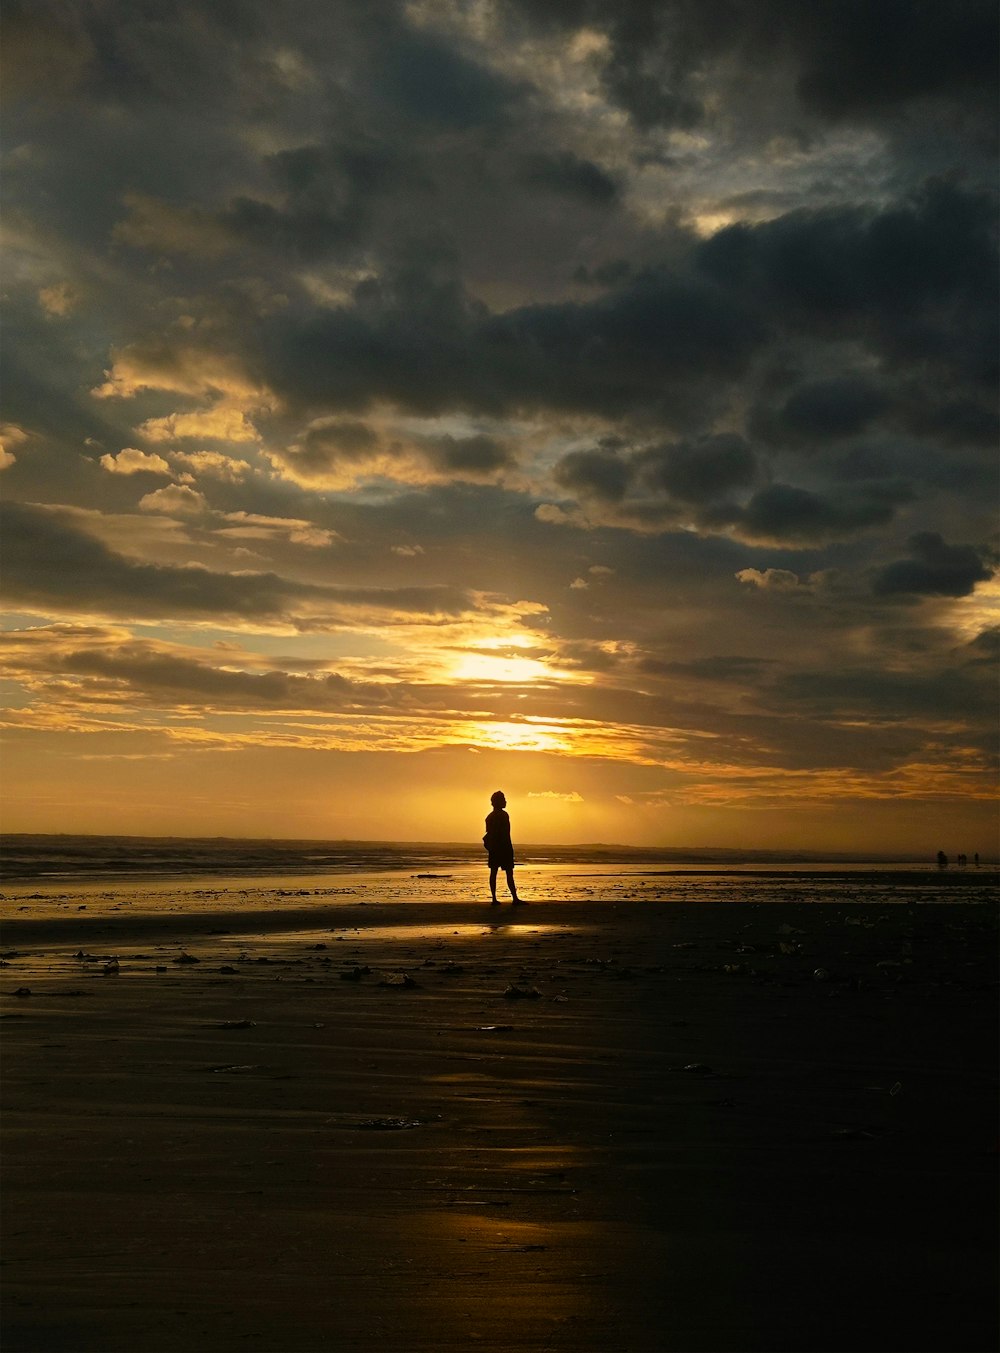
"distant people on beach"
483,790,524,906
937,850,981,868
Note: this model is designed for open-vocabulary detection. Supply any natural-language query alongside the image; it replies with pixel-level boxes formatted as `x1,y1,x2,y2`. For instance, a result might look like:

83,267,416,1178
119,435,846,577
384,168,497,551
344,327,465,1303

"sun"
449,635,576,685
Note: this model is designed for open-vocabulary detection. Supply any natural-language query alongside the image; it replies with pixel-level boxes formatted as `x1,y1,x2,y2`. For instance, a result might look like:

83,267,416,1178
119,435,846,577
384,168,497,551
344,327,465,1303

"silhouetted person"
958,853,967,867
483,790,523,905
937,850,948,868
974,853,980,867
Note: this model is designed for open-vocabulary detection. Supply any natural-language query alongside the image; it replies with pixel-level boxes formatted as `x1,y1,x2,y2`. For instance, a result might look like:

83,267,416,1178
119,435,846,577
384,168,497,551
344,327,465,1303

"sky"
1,0,997,852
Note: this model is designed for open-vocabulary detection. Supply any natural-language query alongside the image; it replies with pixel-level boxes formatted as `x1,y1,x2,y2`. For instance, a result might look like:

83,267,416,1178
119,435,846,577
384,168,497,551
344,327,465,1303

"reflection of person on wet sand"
483,790,525,906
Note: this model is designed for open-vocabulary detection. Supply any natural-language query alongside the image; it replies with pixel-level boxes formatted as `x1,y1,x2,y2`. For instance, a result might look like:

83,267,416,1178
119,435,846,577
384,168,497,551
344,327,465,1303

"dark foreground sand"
2,897,997,1353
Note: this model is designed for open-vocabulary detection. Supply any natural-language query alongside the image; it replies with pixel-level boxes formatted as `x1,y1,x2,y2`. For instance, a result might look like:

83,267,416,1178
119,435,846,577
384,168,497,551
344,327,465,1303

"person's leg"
489,866,499,903
505,867,522,903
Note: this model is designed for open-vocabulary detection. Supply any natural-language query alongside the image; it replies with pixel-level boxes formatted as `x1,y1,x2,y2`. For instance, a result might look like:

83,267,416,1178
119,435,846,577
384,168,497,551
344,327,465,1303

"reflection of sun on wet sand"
1,883,997,1352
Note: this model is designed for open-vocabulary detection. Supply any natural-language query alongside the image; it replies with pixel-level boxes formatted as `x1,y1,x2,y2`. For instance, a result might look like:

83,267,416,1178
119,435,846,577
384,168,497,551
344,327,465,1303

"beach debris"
890,1081,903,1096
217,966,239,974
13,987,31,998
332,1115,423,1131
217,1019,255,1030
204,1064,261,1074
681,1063,715,1075
309,943,328,951
779,942,801,954
339,965,371,981
552,994,570,1002
173,952,200,965
812,968,830,981
503,983,541,999
378,971,418,988
102,960,120,976
722,963,749,975
476,1024,514,1032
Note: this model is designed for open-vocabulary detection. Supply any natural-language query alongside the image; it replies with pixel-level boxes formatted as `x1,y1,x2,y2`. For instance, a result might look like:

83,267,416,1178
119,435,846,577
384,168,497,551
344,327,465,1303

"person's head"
490,790,506,809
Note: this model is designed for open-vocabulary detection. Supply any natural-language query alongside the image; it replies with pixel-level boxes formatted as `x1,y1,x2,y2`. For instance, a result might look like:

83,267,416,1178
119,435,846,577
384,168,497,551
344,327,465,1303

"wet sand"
2,895,997,1352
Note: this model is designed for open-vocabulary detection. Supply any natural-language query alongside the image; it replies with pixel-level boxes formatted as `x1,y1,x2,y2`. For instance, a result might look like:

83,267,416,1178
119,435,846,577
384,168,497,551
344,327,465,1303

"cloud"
636,434,758,503
258,265,764,425
0,502,494,629
0,423,30,471
709,480,911,544
139,484,209,516
872,533,993,597
527,790,584,802
553,446,630,502
215,512,337,548
519,151,618,204
736,568,804,591
91,339,263,402
99,448,172,476
268,416,516,489
697,181,997,384
755,375,889,446
113,192,235,259
170,451,251,481
505,0,998,136
38,281,79,317
138,406,260,443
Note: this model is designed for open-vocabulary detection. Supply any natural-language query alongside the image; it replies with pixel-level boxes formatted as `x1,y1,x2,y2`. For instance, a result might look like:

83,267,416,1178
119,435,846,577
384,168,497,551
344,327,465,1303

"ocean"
1,834,995,911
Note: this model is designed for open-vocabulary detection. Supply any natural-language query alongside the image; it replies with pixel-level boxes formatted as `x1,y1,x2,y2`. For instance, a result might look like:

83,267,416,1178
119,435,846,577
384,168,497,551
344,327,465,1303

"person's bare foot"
511,897,527,905
490,898,500,906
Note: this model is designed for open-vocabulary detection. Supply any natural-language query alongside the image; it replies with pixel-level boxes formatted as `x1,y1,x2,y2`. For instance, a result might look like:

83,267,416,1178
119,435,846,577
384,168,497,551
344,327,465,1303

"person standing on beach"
483,790,524,906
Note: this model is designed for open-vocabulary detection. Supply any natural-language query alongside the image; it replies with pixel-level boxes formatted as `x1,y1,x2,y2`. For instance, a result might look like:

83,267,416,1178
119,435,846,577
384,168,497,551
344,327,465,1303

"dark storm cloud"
39,641,390,711
261,266,763,421
636,655,777,682
240,180,995,440
636,435,758,503
771,657,996,728
553,446,630,502
519,152,619,204
707,481,912,545
756,376,889,446
696,181,998,383
377,24,522,128
505,0,998,137
0,502,476,623
872,532,994,598
423,435,515,476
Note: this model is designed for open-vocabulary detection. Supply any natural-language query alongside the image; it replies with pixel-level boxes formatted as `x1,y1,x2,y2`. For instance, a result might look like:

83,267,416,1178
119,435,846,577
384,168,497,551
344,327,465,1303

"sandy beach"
2,883,997,1353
